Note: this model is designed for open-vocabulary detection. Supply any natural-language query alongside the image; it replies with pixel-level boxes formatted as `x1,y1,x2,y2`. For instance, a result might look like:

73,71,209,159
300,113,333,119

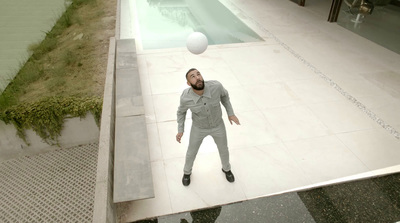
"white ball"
186,32,208,55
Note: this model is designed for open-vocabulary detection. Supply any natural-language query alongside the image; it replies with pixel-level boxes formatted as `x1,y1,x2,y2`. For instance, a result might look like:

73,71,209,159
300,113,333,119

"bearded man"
176,68,240,186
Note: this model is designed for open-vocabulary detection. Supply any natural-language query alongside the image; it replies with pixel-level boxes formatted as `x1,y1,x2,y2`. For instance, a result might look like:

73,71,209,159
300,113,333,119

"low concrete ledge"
114,115,153,202
0,113,100,162
92,37,117,223
113,39,154,203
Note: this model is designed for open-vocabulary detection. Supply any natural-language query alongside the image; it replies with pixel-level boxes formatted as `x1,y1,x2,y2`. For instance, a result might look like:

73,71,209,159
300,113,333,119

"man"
176,68,240,186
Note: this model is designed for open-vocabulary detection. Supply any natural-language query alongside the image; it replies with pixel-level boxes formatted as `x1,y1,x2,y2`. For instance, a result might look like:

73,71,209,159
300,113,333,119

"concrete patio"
115,0,400,222
1,0,399,222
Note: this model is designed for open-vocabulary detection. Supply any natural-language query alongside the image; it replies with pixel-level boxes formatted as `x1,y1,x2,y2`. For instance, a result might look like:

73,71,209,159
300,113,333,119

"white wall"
0,113,99,162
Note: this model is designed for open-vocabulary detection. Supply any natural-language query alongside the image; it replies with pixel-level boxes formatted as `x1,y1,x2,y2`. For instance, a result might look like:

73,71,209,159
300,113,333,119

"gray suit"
177,80,235,175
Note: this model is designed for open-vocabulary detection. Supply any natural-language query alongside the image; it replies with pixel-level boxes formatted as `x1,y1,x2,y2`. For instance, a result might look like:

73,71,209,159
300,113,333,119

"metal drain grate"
0,143,98,223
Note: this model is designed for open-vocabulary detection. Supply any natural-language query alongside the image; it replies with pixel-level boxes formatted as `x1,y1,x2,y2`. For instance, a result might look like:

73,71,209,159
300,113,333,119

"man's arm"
176,132,183,143
228,115,240,125
220,83,240,125
176,94,188,143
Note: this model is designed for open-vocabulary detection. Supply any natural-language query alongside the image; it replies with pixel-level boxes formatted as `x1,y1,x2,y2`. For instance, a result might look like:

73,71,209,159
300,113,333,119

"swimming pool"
132,0,264,50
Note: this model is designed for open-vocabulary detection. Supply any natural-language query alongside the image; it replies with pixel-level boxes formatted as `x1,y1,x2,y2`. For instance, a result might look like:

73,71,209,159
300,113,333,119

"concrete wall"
92,37,117,223
0,35,118,223
0,113,100,162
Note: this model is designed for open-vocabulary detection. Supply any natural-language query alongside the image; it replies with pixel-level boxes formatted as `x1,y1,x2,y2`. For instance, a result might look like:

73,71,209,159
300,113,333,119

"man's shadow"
180,206,222,223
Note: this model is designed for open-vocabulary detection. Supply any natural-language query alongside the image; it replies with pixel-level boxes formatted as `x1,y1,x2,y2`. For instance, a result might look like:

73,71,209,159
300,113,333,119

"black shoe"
222,169,235,182
182,174,191,186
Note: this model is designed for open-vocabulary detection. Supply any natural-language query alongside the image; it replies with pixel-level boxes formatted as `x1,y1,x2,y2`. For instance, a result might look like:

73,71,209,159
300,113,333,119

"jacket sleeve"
219,83,235,117
177,93,188,133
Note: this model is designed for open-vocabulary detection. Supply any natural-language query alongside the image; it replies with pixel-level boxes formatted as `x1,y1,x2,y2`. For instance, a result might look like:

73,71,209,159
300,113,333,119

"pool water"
134,0,264,50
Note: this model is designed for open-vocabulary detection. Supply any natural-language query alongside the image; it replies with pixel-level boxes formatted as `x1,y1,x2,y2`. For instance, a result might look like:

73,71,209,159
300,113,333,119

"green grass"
0,0,99,110
0,0,108,144
0,61,44,107
62,50,78,66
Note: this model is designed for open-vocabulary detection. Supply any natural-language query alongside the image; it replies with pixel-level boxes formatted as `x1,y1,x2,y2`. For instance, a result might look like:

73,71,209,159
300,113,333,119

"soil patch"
18,0,117,102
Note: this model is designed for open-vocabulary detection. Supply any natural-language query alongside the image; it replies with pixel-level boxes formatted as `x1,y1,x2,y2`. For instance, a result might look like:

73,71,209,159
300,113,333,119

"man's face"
187,69,204,90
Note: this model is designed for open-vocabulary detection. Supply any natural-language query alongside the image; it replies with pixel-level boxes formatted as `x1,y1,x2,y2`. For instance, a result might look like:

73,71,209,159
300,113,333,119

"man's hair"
186,68,197,79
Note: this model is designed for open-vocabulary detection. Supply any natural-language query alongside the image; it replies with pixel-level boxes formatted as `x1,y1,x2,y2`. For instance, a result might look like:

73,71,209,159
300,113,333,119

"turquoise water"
135,0,263,50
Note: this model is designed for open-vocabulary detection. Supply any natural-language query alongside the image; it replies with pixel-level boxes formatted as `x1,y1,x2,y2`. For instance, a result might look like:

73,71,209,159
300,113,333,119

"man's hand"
176,132,184,143
228,115,240,125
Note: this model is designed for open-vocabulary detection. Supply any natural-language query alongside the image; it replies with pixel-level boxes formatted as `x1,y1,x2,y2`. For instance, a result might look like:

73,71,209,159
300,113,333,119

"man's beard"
191,80,205,90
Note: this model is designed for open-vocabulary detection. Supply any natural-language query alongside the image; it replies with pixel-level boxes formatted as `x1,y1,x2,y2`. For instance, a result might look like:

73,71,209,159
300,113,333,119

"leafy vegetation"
0,96,102,145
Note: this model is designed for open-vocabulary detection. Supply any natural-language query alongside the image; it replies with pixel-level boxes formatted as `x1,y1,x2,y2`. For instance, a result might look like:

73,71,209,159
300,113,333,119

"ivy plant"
0,96,102,145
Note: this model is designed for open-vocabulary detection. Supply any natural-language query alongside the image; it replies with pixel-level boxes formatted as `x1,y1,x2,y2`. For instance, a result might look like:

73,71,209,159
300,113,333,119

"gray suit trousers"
183,122,231,175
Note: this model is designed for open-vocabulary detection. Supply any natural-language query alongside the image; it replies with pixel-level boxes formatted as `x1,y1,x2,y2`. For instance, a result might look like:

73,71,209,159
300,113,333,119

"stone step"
113,39,154,203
